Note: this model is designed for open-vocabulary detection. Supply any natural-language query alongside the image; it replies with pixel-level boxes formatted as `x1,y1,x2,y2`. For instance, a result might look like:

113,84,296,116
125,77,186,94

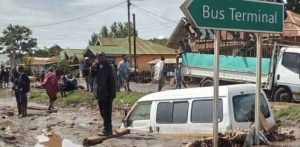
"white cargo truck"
181,43,300,102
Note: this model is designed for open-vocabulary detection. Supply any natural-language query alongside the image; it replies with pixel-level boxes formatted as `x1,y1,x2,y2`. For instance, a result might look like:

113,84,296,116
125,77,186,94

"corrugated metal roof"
30,56,59,65
117,37,176,55
61,49,84,57
98,38,125,46
87,46,128,55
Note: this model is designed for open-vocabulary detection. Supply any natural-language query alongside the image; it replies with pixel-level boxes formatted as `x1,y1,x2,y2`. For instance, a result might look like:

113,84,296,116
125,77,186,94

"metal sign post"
255,33,262,145
213,30,220,147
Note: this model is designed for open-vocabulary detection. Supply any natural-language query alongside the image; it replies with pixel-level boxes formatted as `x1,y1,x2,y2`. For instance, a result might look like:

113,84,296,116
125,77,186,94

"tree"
48,44,62,56
286,0,300,14
32,44,62,57
149,38,169,46
0,24,37,56
33,49,50,57
89,33,99,45
56,60,72,75
88,21,138,45
22,55,33,76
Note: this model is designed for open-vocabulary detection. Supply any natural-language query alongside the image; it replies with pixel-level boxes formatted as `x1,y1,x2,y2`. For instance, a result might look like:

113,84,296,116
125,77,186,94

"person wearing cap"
117,54,131,92
82,57,92,92
91,51,117,136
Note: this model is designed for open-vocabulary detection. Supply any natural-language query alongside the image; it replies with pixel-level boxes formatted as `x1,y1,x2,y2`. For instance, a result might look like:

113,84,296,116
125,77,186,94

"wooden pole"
133,13,137,76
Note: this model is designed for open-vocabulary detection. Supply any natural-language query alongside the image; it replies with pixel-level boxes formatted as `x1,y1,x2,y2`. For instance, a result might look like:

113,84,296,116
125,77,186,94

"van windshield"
233,94,270,122
127,101,151,126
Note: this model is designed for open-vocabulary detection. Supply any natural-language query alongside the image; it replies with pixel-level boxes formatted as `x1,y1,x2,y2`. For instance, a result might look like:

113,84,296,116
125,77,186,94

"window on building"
232,94,270,122
156,101,189,124
191,99,223,123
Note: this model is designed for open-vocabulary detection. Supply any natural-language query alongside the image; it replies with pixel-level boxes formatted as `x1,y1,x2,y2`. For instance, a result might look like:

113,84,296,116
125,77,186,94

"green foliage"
34,44,62,57
148,37,169,46
64,91,92,104
0,24,37,54
114,92,149,105
88,33,99,46
89,21,138,45
31,90,148,106
22,56,33,76
286,0,300,14
56,60,72,75
274,106,300,121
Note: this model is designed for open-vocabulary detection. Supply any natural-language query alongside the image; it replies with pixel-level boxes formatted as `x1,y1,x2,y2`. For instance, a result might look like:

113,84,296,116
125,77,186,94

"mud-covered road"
0,82,300,147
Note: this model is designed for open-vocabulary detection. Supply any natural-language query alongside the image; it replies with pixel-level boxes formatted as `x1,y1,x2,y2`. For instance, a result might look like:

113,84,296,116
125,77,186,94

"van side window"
156,101,189,124
128,101,152,126
233,94,270,122
191,99,223,123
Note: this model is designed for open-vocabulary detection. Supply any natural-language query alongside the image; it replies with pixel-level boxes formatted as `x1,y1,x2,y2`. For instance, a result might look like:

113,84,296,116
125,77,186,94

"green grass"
114,92,149,105
30,90,148,106
274,106,300,121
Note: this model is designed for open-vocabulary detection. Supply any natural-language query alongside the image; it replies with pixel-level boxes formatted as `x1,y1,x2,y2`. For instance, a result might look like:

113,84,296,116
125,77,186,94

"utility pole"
133,13,137,76
127,0,132,67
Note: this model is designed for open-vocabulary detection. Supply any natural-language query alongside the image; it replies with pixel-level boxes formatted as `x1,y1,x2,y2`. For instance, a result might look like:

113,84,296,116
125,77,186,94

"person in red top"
41,68,59,110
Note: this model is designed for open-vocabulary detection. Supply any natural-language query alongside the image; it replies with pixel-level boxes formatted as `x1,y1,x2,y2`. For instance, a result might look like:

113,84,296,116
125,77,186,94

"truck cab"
273,46,300,102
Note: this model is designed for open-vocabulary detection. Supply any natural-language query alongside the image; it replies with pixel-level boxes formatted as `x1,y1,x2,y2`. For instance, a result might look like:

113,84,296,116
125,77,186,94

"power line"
131,3,175,22
139,25,175,33
26,1,126,28
138,20,179,30
132,5,173,30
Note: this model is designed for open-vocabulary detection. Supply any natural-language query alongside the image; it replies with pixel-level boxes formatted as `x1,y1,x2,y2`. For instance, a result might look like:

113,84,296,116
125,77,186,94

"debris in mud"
82,128,130,146
35,133,81,147
28,106,48,110
185,125,297,147
6,112,14,117
42,126,53,137
29,126,38,130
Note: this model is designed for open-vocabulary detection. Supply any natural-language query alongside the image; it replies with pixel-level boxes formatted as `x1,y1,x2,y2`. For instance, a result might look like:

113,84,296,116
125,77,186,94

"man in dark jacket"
82,57,92,92
11,67,21,116
17,66,30,117
91,51,117,136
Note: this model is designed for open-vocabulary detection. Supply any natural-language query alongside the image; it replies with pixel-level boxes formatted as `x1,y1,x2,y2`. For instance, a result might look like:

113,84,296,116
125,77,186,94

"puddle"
34,133,81,147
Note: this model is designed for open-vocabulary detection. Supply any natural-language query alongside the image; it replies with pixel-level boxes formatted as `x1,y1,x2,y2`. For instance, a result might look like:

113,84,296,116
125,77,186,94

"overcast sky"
0,0,184,49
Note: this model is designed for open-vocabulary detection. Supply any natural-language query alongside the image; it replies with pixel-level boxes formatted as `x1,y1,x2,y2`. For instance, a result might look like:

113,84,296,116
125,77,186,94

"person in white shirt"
117,55,131,92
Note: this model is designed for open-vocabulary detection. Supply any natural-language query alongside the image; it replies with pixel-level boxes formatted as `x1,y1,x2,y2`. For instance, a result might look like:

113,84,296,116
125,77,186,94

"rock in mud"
6,112,14,117
29,127,38,130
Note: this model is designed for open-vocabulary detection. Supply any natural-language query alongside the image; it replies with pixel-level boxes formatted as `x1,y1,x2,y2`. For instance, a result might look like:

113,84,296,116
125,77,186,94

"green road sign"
184,0,284,33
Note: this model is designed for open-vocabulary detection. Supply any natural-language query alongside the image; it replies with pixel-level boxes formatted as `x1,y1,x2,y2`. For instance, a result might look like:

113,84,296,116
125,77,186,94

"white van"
120,84,275,136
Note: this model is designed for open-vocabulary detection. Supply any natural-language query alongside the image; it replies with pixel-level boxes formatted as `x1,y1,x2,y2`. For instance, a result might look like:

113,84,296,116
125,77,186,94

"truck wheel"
274,88,290,102
200,79,213,87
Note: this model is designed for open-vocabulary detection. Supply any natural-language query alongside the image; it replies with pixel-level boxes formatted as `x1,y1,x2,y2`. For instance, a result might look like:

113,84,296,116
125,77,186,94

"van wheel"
274,88,290,102
200,79,213,87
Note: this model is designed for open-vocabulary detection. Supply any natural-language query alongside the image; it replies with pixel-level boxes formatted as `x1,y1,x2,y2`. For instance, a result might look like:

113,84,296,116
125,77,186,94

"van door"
189,99,225,136
125,101,152,132
154,100,189,135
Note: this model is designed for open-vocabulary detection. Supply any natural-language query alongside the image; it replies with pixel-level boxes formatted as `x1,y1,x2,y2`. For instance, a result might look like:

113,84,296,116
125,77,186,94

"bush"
56,60,72,75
